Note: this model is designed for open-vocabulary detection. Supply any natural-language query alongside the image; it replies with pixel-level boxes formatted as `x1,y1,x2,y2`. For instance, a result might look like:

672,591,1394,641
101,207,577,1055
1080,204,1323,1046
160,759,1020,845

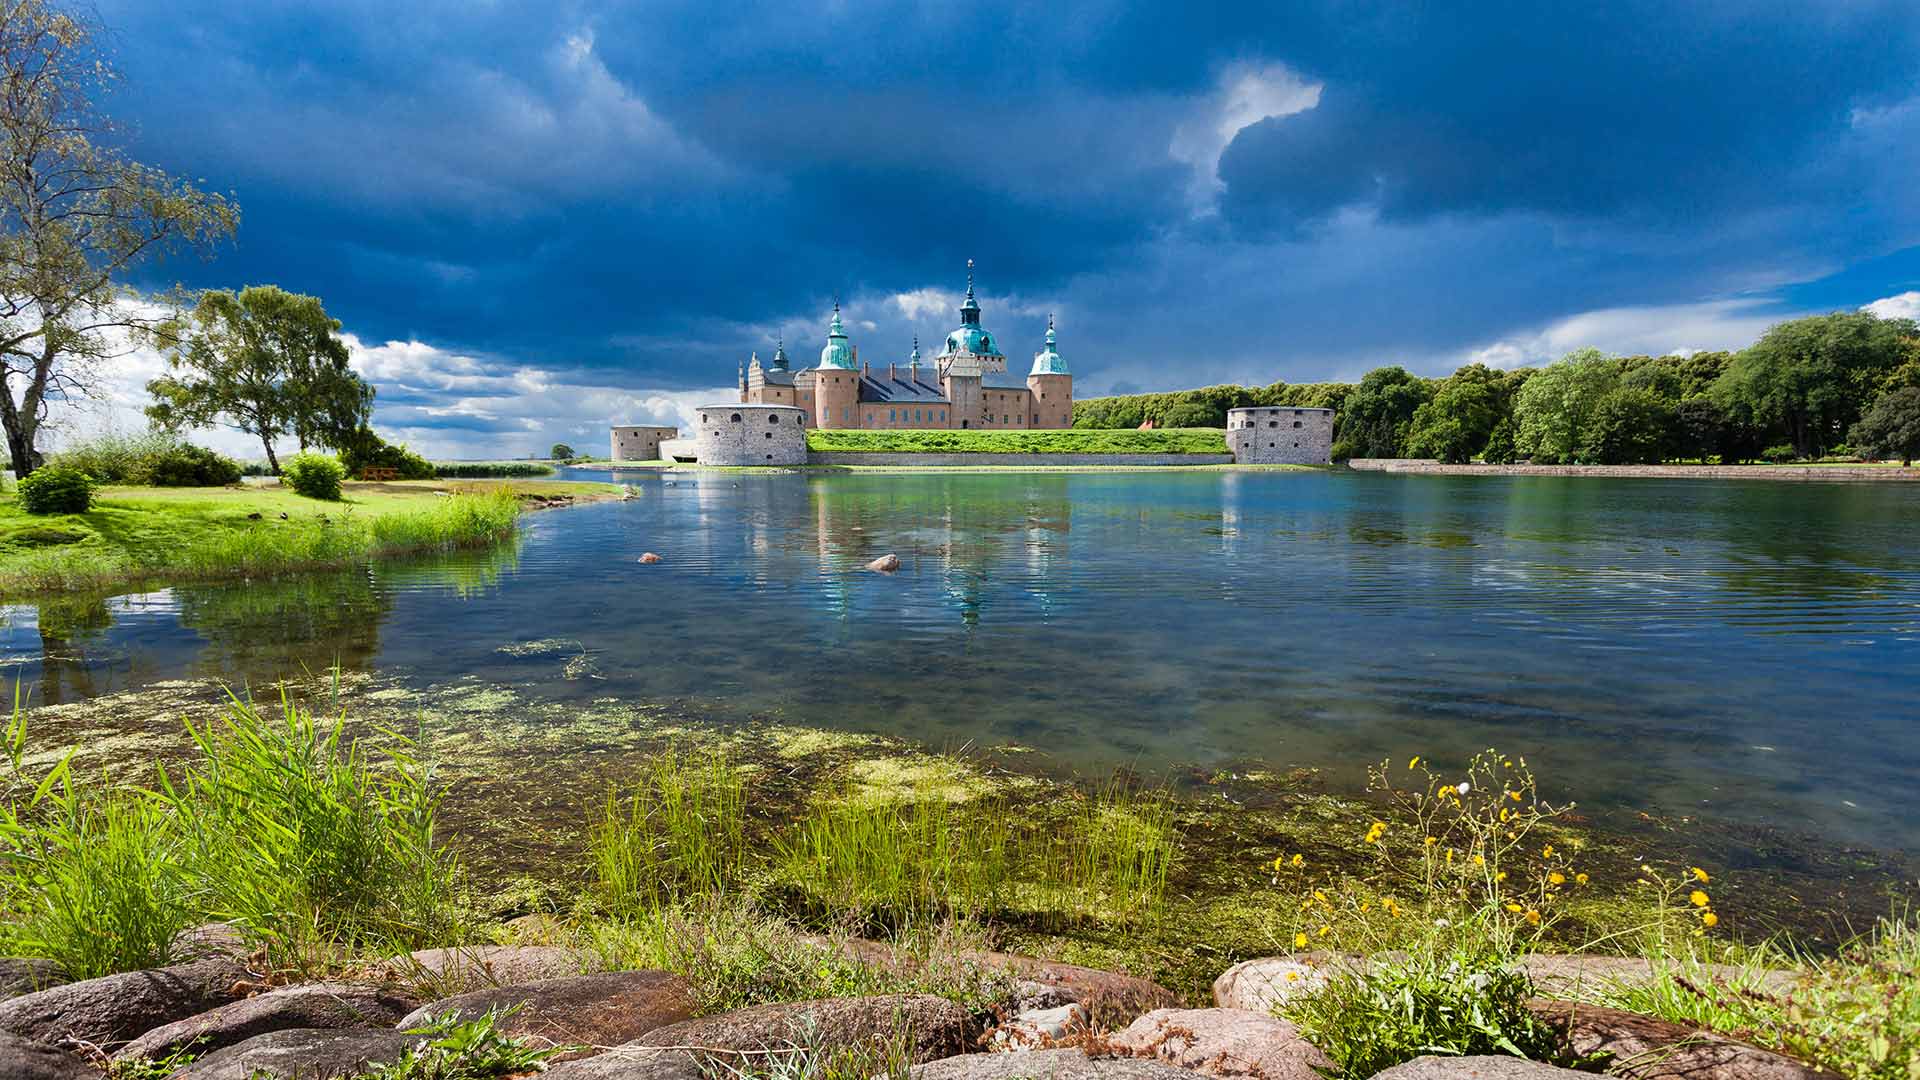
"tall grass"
431,462,555,479
156,690,466,970
592,747,747,915
1039,780,1177,927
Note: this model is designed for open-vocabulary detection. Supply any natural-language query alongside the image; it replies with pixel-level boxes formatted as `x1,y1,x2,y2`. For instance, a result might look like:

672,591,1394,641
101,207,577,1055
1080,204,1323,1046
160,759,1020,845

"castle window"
1293,420,1302,428
1269,421,1278,428
889,409,896,421
730,413,741,423
940,410,946,421
765,432,772,439
769,414,779,423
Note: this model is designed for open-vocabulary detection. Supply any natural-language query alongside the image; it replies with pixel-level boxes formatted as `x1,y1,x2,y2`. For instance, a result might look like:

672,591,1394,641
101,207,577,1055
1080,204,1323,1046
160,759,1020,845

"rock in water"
0,1031,95,1080
0,957,251,1049
866,553,900,572
912,1050,1209,1080
113,982,419,1064
1107,1007,1332,1080
638,552,663,564
396,971,695,1061
171,1029,425,1080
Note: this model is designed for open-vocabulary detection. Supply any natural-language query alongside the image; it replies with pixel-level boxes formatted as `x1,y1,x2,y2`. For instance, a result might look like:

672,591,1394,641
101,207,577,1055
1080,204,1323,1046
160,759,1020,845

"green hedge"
805,429,1230,454
430,462,556,478
1073,381,1353,430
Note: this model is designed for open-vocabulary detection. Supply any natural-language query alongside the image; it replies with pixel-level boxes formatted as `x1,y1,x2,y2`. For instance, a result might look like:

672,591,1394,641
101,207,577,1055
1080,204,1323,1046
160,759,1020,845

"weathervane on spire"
965,258,975,299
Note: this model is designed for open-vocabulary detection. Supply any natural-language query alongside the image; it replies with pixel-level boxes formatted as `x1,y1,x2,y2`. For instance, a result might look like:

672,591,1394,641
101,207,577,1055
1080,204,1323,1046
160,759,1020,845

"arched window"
730,413,741,423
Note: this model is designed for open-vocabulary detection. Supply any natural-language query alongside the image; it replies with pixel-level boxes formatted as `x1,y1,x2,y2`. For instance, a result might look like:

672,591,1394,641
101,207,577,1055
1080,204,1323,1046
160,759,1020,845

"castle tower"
1027,314,1071,428
936,260,1004,428
813,303,860,428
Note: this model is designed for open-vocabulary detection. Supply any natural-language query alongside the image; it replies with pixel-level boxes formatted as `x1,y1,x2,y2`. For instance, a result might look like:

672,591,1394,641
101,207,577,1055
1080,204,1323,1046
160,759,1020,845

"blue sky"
75,0,1920,458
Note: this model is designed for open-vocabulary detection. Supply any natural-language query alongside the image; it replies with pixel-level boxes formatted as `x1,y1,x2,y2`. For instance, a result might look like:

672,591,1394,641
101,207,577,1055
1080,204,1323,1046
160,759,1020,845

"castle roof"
858,371,949,403
1030,315,1068,376
818,304,858,370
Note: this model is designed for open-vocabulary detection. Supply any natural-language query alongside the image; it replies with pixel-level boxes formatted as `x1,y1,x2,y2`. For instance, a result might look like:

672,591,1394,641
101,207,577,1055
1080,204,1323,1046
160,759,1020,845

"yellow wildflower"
1524,908,1541,925
1291,853,1304,868
1508,790,1521,802
1472,854,1485,866
1409,756,1421,770
1548,871,1566,885
1295,932,1309,949
1701,911,1719,928
1574,872,1589,886
1690,890,1710,908
1446,848,1455,865
1319,925,1332,937
1499,808,1510,823
1286,971,1300,981
1314,890,1329,905
1542,844,1554,858
1691,867,1711,884
1496,871,1508,882
1505,902,1523,913
1272,855,1285,872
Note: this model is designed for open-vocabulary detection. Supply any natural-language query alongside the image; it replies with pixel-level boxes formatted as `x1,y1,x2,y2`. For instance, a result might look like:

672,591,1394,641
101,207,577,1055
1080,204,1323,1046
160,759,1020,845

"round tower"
695,404,808,465
1226,406,1335,464
1026,314,1072,429
813,304,860,429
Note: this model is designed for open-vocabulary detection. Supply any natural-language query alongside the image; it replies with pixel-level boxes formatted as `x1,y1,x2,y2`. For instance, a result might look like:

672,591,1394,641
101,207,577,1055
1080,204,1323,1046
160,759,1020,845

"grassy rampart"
0,479,618,598
804,428,1230,454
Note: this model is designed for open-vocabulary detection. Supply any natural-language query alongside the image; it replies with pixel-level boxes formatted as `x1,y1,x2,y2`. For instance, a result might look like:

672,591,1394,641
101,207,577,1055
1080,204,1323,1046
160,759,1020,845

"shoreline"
1348,458,1920,481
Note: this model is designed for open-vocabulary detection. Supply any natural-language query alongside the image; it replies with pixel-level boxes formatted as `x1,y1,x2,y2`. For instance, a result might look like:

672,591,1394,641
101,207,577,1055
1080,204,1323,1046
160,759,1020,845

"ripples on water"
5,469,1917,850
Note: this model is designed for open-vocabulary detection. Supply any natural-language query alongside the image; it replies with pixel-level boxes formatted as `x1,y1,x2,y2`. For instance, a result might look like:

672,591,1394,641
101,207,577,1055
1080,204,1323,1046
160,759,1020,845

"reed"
591,746,747,915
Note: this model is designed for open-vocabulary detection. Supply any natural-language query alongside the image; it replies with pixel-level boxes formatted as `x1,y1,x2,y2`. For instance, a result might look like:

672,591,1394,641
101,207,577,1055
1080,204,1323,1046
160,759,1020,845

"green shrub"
282,453,346,500
431,462,555,479
16,466,94,514
338,427,436,480
47,434,241,487
1761,444,1801,464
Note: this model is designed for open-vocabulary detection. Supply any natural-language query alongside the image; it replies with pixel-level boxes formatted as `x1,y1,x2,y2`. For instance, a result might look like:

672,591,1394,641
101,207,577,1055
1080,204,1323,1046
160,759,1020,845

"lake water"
5,468,1918,853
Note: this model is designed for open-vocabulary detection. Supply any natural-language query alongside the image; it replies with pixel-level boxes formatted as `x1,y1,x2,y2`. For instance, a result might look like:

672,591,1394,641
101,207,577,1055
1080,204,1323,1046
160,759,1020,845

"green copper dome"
1030,315,1068,375
942,259,1003,358
818,305,857,369
770,333,789,371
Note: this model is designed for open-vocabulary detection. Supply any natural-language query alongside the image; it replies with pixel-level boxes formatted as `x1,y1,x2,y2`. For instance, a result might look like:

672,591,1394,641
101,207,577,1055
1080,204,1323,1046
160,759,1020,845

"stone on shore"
1516,954,1799,998
866,553,901,572
0,960,64,1003
172,1029,426,1080
542,1047,704,1080
628,994,975,1064
913,1049,1212,1080
812,937,1178,1028
1107,1007,1331,1079
1211,953,1373,1014
991,1001,1087,1049
395,970,695,1060
1366,1057,1595,1079
114,982,420,1064
0,1030,95,1080
0,957,252,1049
384,945,586,992
1527,999,1843,1079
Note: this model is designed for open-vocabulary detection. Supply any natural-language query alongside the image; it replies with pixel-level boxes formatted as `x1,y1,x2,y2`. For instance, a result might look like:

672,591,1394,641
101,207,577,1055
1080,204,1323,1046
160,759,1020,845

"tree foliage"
1581,387,1673,465
1513,348,1620,464
549,443,577,460
1848,386,1920,466
144,286,370,472
1333,366,1433,459
1712,312,1915,459
1405,364,1515,463
0,1,239,476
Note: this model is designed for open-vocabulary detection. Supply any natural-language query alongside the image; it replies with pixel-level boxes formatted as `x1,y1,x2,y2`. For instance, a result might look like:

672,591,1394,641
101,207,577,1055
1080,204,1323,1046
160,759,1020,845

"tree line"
1073,311,1920,466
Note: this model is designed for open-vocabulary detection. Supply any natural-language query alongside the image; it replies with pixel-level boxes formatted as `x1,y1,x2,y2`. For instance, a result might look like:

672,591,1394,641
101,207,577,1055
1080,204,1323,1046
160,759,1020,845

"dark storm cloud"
87,0,1920,428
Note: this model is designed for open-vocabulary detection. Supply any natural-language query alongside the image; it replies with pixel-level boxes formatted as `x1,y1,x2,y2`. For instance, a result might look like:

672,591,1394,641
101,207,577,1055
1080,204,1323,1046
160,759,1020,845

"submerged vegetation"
805,428,1231,455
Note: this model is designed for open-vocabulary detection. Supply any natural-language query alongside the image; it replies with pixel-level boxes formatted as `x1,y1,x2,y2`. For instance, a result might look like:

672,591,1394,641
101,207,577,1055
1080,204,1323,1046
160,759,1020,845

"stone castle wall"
1227,407,1334,465
610,425,678,462
693,404,809,466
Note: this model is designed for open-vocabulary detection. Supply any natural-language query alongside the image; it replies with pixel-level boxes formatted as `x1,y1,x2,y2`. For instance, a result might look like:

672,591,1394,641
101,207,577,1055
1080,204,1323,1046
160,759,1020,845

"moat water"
5,468,1918,853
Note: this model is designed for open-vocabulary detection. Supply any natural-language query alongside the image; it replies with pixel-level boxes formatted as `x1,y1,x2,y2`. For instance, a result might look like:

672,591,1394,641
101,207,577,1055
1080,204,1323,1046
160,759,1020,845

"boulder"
542,1047,704,1080
1108,1008,1331,1079
1516,955,1798,998
384,945,586,992
1526,999,1843,1079
866,553,901,572
0,956,252,1049
114,982,419,1064
638,552,662,564
172,1029,426,1080
913,1049,1212,1080
0,1030,94,1080
629,994,975,1064
395,970,695,1060
1212,953,1371,1014
812,937,1178,1028
174,923,250,962
991,1002,1087,1049
1367,1057,1595,1079
0,960,64,1002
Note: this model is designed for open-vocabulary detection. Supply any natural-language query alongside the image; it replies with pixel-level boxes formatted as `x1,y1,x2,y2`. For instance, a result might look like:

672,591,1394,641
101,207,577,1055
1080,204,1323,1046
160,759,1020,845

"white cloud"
1863,291,1920,320
1169,61,1322,214
1462,298,1788,369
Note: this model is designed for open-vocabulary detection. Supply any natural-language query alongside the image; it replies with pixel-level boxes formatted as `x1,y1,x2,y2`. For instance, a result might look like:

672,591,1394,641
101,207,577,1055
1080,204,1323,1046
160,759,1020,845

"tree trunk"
260,434,280,474
0,392,36,478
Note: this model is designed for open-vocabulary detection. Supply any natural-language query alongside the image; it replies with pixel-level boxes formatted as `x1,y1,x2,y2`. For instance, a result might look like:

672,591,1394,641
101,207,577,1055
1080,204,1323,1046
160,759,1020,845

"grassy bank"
0,479,617,598
804,428,1231,454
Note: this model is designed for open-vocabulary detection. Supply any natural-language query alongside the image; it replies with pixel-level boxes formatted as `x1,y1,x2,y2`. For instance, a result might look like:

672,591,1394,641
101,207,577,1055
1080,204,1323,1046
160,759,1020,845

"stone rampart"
1227,407,1334,465
804,452,1236,467
694,404,808,466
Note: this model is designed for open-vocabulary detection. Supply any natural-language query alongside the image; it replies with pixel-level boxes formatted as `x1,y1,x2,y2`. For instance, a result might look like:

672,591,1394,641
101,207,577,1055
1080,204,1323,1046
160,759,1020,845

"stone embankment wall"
1348,459,1920,482
1227,407,1334,465
806,452,1236,466
694,405,809,466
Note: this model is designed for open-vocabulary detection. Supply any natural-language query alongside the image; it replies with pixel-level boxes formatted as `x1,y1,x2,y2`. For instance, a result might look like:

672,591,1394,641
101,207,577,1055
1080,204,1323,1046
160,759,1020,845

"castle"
739,261,1072,430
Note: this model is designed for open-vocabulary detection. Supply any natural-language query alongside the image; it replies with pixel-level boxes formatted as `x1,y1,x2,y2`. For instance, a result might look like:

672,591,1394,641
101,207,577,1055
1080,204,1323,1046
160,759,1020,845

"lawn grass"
804,427,1231,454
0,479,621,598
